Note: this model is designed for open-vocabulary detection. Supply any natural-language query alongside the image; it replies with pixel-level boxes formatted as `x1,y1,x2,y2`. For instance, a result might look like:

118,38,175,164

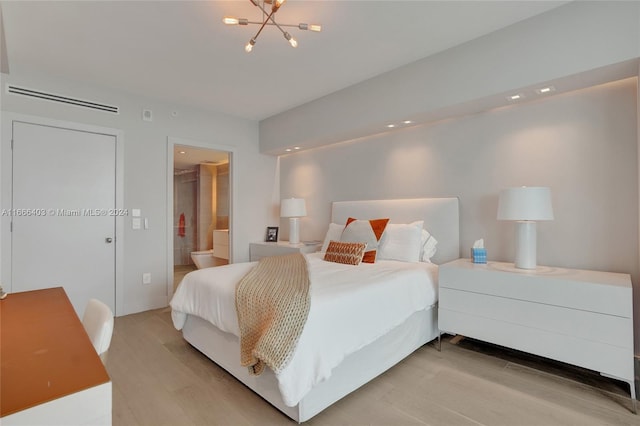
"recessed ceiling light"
387,124,396,128
179,151,186,154
402,120,413,124
536,86,556,95
294,146,301,150
285,148,292,152
508,94,523,101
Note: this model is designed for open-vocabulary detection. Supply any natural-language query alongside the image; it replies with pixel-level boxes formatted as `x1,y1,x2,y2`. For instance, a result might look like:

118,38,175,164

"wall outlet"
142,272,151,284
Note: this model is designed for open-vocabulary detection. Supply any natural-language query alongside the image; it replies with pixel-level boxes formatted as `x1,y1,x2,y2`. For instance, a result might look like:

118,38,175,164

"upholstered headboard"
331,198,460,265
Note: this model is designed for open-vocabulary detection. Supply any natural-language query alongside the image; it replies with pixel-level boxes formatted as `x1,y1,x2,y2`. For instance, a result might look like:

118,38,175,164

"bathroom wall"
173,169,198,265
198,164,214,251
195,162,230,253
216,163,230,230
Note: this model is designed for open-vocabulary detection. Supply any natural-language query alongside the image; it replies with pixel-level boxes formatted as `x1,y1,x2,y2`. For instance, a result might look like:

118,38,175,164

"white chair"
82,298,114,364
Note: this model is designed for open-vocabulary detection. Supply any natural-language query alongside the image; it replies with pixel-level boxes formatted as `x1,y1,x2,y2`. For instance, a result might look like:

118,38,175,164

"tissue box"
471,248,487,264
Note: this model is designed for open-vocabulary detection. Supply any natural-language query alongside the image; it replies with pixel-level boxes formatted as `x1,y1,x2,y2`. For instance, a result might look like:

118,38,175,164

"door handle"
105,237,113,243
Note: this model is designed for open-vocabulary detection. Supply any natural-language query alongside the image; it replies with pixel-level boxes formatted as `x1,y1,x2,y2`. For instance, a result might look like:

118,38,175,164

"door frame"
166,136,237,298
1,112,125,315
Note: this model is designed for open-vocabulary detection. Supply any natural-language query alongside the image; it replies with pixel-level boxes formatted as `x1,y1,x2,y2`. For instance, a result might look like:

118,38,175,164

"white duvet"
170,252,438,407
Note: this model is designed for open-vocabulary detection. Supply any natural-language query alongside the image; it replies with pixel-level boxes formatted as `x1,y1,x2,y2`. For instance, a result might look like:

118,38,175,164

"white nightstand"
438,258,636,413
249,241,321,262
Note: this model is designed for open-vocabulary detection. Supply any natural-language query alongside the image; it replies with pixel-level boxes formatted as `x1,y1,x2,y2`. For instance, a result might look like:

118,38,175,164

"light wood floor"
174,264,197,292
106,309,639,425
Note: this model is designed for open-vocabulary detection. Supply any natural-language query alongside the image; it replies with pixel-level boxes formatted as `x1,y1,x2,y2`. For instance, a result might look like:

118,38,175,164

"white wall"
0,70,278,315
261,1,640,154
280,77,640,351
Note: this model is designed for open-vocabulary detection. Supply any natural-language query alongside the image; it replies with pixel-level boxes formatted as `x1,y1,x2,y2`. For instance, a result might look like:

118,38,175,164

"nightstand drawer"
439,287,632,348
439,307,634,381
439,262,632,318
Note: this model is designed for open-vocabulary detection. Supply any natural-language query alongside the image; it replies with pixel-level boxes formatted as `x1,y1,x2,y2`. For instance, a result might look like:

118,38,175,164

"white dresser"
438,258,636,412
249,241,321,262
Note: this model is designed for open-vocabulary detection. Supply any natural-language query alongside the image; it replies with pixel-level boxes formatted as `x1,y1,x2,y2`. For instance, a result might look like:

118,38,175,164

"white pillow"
340,218,389,263
377,221,423,262
321,223,344,252
421,229,438,263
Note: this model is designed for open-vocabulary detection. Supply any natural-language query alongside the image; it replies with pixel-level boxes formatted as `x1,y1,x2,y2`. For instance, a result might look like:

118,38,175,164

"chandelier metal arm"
242,21,311,29
250,9,276,41
249,0,288,36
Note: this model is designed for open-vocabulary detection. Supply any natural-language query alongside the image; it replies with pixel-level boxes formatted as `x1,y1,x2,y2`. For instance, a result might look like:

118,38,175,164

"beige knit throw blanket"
235,253,310,376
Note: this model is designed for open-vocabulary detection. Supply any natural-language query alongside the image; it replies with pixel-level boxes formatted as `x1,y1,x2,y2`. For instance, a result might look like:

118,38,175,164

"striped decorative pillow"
323,241,367,265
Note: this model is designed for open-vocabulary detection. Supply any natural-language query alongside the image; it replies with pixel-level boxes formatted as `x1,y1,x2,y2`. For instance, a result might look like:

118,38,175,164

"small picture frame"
265,226,279,242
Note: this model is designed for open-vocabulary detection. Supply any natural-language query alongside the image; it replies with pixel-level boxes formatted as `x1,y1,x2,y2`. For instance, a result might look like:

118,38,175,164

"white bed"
171,197,460,422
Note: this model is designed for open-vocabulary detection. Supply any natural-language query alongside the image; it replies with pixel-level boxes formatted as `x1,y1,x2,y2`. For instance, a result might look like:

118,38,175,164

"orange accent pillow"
340,217,390,263
324,241,367,265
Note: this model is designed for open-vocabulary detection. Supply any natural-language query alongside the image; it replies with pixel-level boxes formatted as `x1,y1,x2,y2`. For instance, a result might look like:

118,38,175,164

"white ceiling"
174,144,229,170
1,1,568,121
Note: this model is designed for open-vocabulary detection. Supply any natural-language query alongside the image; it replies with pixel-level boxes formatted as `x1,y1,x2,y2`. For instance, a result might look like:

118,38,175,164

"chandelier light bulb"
298,23,321,32
284,32,297,48
272,0,286,12
245,39,255,53
223,17,239,25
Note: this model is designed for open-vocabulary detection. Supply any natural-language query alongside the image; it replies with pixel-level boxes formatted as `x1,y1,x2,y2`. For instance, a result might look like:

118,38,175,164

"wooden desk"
1,287,112,425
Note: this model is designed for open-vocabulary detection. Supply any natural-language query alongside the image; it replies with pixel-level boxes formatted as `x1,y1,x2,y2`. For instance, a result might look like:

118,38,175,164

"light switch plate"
132,209,141,217
132,218,141,230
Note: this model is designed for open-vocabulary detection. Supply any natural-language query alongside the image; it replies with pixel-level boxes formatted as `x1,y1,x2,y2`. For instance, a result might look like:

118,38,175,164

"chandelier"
223,0,322,53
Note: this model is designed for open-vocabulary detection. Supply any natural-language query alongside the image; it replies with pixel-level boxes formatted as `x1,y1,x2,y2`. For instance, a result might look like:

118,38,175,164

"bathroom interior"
173,145,230,290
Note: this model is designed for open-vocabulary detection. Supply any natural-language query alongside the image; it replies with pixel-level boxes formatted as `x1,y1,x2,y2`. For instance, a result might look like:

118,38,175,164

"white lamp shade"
280,198,307,218
497,187,554,221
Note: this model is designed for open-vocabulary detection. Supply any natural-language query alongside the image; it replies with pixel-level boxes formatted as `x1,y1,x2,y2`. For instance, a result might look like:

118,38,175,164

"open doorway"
170,142,231,292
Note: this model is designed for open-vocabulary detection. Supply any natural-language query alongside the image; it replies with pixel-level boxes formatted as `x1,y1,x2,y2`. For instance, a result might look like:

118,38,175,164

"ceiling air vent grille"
6,85,119,114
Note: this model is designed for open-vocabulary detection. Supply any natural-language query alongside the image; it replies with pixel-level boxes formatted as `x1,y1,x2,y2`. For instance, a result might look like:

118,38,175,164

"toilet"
190,229,229,269
190,249,216,269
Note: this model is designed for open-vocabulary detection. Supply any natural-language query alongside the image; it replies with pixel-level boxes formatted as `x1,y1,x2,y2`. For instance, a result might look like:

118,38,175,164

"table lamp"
281,198,307,244
497,186,553,269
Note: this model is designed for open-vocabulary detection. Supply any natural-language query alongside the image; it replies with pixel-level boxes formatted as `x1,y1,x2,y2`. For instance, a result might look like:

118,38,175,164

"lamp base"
289,217,300,244
514,221,537,269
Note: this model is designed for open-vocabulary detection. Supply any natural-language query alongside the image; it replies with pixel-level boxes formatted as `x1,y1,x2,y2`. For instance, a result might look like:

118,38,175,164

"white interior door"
11,121,116,317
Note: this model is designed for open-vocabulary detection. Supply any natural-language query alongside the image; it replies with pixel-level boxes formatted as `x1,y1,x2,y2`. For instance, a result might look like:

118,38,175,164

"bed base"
182,306,438,423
